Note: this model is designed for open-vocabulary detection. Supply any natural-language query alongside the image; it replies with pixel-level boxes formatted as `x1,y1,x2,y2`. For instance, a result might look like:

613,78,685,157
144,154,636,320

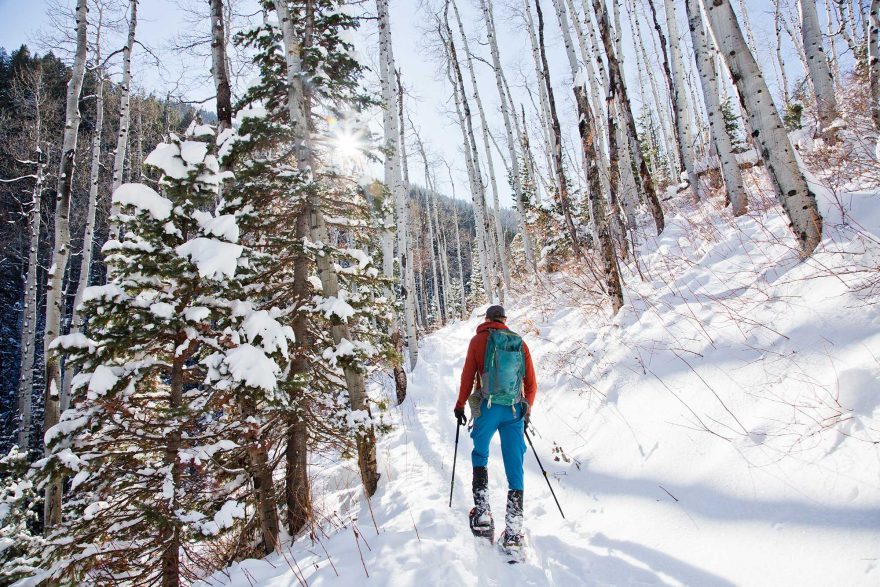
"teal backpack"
479,329,526,407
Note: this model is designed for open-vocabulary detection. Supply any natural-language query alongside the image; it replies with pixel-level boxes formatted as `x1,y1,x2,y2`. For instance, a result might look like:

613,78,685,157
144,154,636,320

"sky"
0,0,838,208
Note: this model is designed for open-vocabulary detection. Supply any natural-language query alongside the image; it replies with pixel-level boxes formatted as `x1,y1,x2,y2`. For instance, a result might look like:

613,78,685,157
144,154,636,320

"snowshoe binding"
499,489,526,563
498,529,526,564
470,467,494,542
469,507,495,543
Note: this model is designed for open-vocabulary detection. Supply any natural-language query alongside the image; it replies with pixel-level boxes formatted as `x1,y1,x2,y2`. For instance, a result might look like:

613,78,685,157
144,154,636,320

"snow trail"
200,192,880,587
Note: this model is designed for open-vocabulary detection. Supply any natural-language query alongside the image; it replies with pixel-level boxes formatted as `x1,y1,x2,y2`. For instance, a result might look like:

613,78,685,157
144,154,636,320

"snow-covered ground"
198,184,880,586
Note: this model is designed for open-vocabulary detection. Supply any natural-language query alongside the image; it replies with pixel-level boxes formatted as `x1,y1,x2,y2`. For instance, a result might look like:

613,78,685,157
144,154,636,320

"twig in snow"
410,510,421,542
659,485,679,502
364,489,380,535
353,527,370,578
316,534,339,577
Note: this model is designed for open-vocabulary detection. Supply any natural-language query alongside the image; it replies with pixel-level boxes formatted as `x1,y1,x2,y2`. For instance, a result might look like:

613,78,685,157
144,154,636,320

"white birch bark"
378,0,418,368
480,0,536,273
630,1,676,178
108,0,137,241
210,0,233,130
772,0,792,105
43,0,89,529
62,57,105,413
275,0,379,496
639,1,681,168
870,0,880,130
550,0,623,309
686,0,747,215
442,6,495,303
703,0,822,255
412,128,449,324
825,0,842,85
16,70,48,451
735,0,759,53
532,0,585,258
592,0,666,234
799,0,839,137
663,0,703,198
434,190,453,320
524,0,558,190
445,162,468,318
452,1,508,299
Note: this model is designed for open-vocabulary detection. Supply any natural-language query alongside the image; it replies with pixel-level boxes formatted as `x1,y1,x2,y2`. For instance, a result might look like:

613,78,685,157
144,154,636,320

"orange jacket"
456,321,537,410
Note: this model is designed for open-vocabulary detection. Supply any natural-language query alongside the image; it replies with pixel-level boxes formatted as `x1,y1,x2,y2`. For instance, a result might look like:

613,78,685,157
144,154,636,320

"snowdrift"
198,185,880,586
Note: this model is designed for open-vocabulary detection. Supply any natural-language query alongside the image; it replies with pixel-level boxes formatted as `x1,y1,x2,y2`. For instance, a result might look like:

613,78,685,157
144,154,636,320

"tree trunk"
554,0,623,310
453,0,509,299
287,208,312,535
686,0,747,215
210,0,233,130
442,7,495,303
62,2,109,412
799,0,839,139
108,0,138,242
533,0,584,258
275,0,380,497
412,127,448,325
43,0,88,530
703,0,822,256
243,397,280,554
61,66,103,413
576,83,624,313
446,162,468,318
480,0,536,274
592,0,665,235
651,0,703,199
871,0,880,130
378,0,419,369
162,341,184,587
16,78,47,452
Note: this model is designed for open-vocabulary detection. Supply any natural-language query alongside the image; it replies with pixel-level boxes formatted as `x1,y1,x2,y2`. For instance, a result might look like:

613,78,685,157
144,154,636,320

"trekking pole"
449,422,461,507
525,430,565,519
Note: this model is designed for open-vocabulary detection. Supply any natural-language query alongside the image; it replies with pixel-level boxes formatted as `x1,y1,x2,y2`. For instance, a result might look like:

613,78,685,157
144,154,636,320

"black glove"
454,407,467,426
522,402,531,429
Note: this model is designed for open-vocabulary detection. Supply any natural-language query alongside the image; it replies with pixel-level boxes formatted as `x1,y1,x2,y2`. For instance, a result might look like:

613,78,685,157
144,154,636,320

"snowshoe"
498,529,526,564
469,507,495,543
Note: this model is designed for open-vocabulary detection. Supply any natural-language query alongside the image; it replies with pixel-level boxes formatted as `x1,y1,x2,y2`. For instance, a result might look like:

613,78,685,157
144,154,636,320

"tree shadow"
526,532,735,586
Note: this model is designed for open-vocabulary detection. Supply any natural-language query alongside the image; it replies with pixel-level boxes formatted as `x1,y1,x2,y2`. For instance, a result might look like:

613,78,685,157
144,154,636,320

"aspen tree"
650,0,703,198
686,0,747,215
592,0,666,235
533,0,584,257
870,0,880,130
799,0,839,139
14,65,49,452
63,1,111,413
108,0,138,241
452,0,509,298
441,6,496,302
378,0,419,368
551,0,623,309
42,0,89,529
479,0,536,272
703,0,823,255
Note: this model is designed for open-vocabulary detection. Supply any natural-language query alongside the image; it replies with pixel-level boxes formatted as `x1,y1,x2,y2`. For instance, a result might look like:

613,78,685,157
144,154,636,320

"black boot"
502,489,524,548
469,467,493,541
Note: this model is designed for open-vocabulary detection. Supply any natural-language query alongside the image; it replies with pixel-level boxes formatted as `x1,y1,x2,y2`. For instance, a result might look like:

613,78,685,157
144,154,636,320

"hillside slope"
198,187,880,586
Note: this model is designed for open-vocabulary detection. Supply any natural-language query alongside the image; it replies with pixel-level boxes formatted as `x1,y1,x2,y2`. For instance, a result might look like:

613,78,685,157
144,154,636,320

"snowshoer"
454,305,537,554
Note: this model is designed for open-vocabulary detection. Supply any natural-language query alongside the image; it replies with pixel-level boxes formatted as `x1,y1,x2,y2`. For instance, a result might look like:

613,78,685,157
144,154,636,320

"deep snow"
198,185,880,586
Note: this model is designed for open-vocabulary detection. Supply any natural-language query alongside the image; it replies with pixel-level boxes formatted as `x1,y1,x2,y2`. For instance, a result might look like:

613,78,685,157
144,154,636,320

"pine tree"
32,124,256,584
720,96,747,152
0,446,42,583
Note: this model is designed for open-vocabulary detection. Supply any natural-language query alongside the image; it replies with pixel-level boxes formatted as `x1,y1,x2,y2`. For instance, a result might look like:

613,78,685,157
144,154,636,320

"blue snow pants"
470,399,527,491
